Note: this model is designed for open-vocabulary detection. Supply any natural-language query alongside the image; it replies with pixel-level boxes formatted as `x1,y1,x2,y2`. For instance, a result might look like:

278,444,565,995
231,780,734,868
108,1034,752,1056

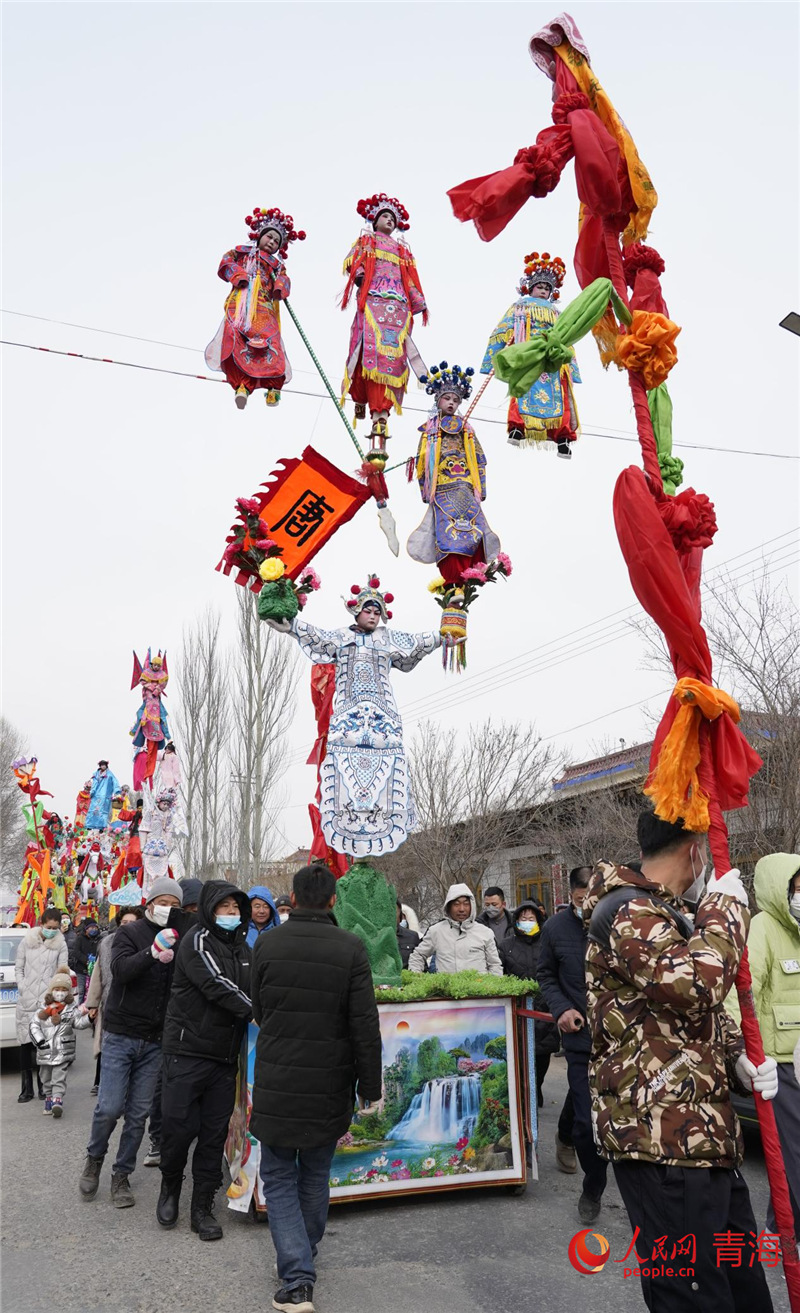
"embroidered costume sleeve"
289,617,342,664
481,303,517,373
385,628,442,672
218,248,250,288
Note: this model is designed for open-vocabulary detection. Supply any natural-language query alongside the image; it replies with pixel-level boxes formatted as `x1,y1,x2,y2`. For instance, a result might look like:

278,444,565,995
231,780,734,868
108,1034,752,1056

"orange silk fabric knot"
615,310,680,390
645,679,741,832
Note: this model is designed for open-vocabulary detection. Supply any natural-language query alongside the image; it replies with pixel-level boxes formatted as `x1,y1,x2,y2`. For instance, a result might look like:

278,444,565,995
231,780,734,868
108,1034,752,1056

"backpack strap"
588,886,694,950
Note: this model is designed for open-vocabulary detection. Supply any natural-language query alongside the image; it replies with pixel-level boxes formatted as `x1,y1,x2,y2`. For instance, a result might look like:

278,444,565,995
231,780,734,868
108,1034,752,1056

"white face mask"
683,844,708,904
52,990,68,1002
147,903,172,927
790,892,800,923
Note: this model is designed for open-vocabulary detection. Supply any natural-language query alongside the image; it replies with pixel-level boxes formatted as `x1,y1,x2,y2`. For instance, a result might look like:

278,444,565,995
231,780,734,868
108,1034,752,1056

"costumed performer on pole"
407,362,501,583
267,578,442,857
482,252,581,458
340,193,427,459
130,649,170,791
85,761,120,831
205,206,306,411
140,787,183,896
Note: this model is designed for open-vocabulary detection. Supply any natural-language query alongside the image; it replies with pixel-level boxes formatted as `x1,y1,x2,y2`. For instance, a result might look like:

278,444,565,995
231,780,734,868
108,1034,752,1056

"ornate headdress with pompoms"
420,361,475,402
245,207,307,257
519,251,566,299
356,193,410,232
344,574,394,622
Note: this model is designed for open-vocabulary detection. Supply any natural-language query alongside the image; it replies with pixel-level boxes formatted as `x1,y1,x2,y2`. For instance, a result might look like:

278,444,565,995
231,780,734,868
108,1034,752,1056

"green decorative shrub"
335,863,403,986
256,578,299,623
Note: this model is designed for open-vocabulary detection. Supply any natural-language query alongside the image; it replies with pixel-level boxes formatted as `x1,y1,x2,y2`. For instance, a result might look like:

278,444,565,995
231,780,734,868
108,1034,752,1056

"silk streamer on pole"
216,446,372,594
306,666,349,880
447,11,800,1302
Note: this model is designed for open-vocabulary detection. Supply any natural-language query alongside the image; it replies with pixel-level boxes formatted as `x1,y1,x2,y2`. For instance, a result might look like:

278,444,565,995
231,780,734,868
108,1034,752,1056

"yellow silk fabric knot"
615,310,680,391
645,679,741,831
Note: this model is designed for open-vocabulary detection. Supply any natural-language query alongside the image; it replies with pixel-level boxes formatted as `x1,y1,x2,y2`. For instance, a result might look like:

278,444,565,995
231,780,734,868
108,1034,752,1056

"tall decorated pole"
449,12,799,1301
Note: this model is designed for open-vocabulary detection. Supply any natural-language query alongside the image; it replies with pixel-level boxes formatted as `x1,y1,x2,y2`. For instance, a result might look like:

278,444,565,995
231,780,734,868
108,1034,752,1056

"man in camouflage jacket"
584,810,778,1313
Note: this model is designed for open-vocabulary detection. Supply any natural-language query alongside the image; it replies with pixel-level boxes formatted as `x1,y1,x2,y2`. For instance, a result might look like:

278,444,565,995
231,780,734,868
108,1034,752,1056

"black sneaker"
272,1288,315,1313
578,1190,602,1222
557,439,572,460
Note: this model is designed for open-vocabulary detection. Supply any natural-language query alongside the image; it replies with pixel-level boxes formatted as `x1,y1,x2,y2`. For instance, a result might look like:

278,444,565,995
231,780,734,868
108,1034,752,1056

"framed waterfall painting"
329,996,529,1202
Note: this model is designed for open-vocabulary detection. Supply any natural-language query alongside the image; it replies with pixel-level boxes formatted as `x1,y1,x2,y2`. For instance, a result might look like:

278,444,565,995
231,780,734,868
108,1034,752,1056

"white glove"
735,1054,779,1101
266,618,291,633
706,867,748,906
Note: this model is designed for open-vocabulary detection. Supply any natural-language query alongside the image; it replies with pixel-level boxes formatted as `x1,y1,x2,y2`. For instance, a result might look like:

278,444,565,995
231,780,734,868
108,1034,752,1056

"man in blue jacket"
537,865,608,1222
246,884,279,947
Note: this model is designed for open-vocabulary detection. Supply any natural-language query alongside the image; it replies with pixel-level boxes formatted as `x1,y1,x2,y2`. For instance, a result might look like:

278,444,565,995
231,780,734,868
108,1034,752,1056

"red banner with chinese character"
216,447,372,593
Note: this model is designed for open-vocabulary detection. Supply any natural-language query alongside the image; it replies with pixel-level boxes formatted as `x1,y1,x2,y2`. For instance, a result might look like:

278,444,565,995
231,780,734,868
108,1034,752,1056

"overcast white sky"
2,2,798,860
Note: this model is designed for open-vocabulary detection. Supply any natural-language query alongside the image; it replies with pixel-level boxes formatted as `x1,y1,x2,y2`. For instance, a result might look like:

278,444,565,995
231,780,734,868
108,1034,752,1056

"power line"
1,333,797,462
279,532,798,767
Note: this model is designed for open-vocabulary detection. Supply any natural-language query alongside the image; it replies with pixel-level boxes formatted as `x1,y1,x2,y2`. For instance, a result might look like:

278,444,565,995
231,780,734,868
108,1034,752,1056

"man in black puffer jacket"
537,866,608,1221
251,863,382,1313
156,881,252,1241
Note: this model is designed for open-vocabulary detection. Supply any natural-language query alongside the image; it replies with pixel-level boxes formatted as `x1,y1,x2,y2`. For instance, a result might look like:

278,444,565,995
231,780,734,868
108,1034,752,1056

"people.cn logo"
567,1229,611,1275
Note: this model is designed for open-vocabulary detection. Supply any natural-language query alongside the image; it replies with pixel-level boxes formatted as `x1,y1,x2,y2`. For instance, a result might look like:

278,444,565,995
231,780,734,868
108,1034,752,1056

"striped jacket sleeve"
182,927,252,1019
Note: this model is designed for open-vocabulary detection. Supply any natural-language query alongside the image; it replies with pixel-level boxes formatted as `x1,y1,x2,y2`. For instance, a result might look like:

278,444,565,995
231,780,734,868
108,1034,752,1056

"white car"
0,927,27,1048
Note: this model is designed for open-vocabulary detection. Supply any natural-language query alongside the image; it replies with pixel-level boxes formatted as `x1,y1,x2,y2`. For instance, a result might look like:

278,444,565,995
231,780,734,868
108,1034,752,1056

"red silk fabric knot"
622,242,666,285
552,92,591,123
659,488,718,553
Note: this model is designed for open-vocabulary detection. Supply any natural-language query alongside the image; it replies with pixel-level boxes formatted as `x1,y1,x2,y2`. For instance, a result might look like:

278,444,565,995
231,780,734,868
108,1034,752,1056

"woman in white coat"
15,907,69,1103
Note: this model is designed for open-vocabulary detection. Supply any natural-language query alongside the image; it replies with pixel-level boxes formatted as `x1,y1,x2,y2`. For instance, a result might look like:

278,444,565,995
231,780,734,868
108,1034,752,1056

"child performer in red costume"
340,193,427,458
206,207,306,411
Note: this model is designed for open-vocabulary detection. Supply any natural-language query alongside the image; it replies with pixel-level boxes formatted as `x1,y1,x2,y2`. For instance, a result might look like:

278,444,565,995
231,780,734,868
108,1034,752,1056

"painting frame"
329,995,530,1205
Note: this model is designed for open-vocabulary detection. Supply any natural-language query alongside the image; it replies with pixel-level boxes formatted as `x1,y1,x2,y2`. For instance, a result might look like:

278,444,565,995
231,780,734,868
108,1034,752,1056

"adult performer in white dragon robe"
270,577,441,857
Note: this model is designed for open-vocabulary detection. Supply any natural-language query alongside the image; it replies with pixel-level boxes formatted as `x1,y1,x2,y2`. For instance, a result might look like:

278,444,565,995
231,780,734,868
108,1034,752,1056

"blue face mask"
516,920,539,936
216,914,241,931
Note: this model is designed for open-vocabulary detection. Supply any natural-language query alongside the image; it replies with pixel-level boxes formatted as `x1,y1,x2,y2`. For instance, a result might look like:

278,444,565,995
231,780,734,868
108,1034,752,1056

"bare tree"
632,565,800,859
535,783,644,872
382,720,559,921
228,592,299,885
172,611,232,880
705,569,800,858
0,715,29,889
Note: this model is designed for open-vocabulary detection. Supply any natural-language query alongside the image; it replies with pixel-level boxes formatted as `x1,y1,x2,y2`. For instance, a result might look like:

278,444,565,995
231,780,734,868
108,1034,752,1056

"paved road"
1,1039,790,1313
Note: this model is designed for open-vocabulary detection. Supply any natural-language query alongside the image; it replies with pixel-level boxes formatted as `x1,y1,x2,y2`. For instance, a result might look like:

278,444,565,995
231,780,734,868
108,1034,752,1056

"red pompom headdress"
519,251,566,300
344,574,394,622
356,194,410,232
245,207,307,257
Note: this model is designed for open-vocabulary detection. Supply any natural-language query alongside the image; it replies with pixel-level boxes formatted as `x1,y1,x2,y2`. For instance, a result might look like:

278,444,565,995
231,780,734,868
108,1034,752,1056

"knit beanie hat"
145,877,183,906
49,970,74,993
178,877,202,905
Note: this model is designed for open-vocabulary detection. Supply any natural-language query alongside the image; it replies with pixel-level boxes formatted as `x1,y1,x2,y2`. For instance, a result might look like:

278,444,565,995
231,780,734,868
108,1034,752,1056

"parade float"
225,971,538,1216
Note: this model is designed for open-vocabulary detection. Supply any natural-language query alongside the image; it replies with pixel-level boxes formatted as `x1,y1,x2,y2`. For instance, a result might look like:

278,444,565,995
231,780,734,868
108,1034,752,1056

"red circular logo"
567,1229,611,1274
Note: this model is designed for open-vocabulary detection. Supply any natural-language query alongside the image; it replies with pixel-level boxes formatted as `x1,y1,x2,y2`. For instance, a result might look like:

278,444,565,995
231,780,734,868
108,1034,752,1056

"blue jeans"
86,1032,162,1176
259,1142,337,1291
